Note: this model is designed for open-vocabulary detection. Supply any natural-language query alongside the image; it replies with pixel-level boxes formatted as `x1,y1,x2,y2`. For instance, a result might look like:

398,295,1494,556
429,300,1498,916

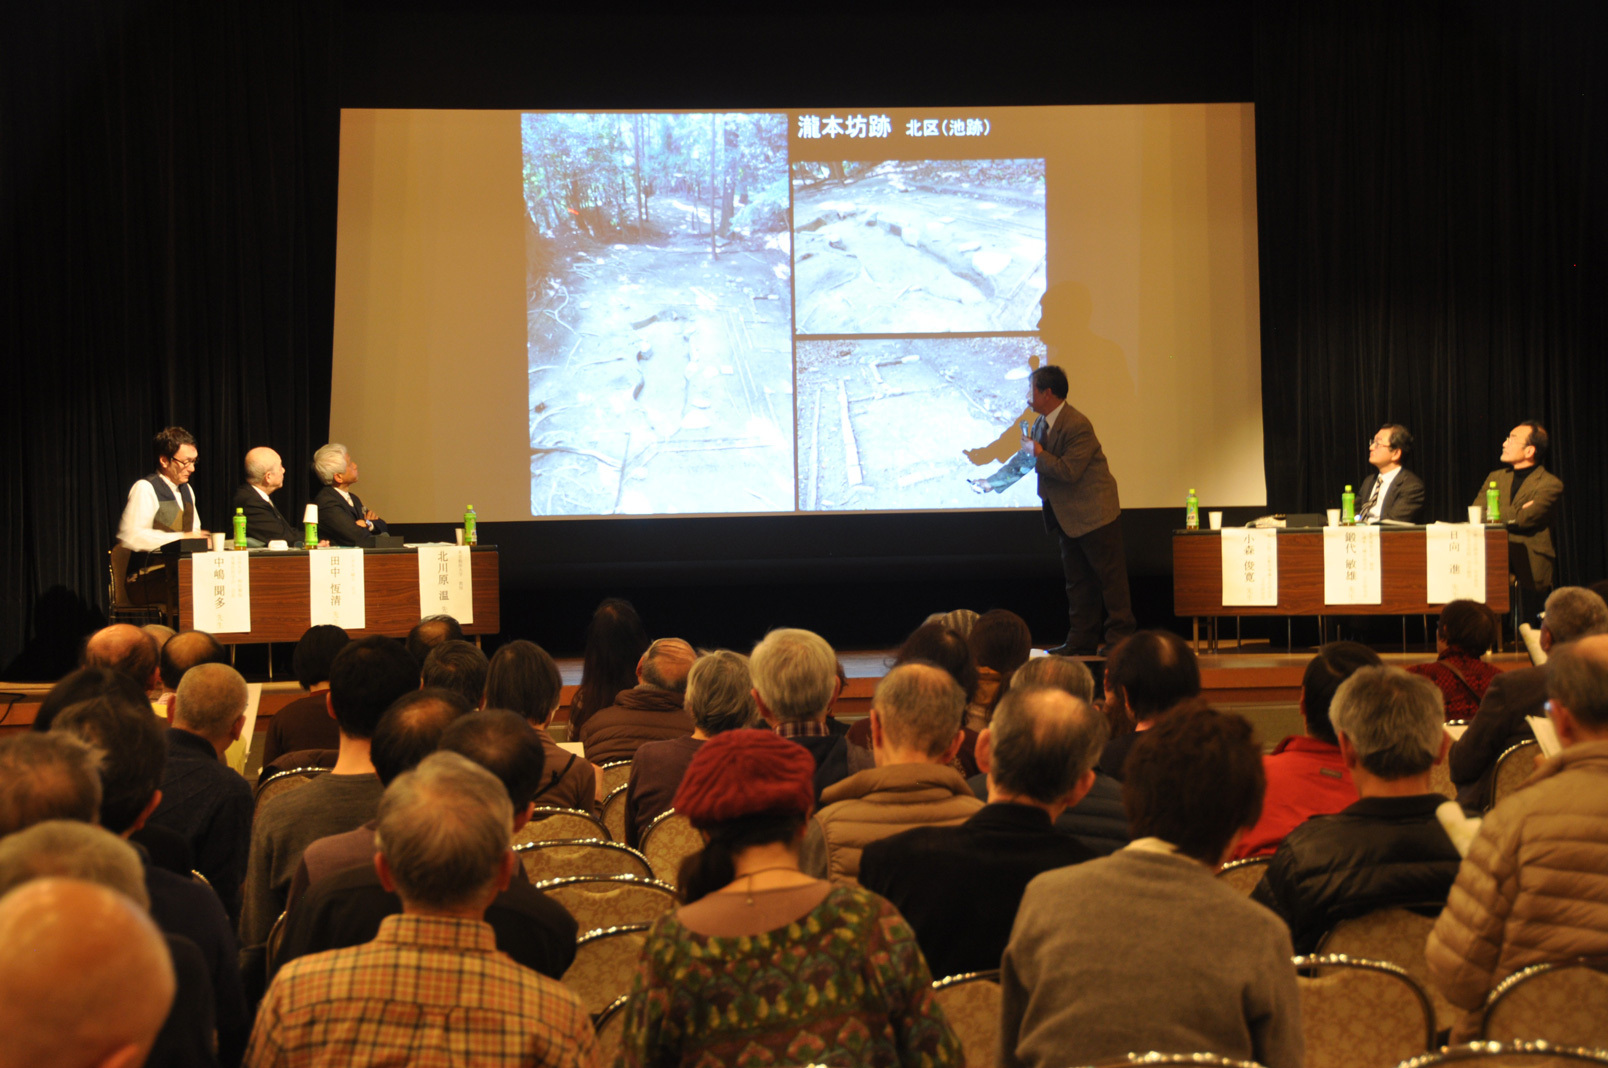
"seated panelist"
231,446,299,546
311,443,388,547
1355,423,1424,524
116,426,211,605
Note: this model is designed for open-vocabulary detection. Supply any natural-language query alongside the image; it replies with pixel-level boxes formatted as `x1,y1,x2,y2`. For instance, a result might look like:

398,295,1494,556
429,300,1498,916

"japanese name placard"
309,548,366,629
1426,523,1486,603
190,551,250,633
1323,525,1382,605
418,546,473,624
1220,528,1279,606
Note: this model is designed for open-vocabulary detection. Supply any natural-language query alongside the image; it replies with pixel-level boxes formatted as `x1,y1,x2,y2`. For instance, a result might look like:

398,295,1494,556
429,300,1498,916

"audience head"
1545,635,1608,743
328,636,420,740
750,627,838,724
1300,641,1383,745
420,640,489,708
370,688,471,786
439,709,547,811
140,624,176,650
922,608,979,638
158,630,227,692
374,752,513,913
483,640,563,726
1329,667,1446,780
0,821,149,910
293,624,350,690
0,878,174,1068
32,668,149,734
1108,630,1201,721
1437,599,1497,658
312,442,353,487
1540,586,1608,647
893,622,978,704
871,662,966,761
574,597,650,718
684,650,758,735
81,625,158,691
1124,702,1265,865
987,687,1108,806
637,637,695,695
0,734,102,837
172,662,248,744
50,693,165,835
1011,655,1096,702
405,615,464,670
968,609,1033,683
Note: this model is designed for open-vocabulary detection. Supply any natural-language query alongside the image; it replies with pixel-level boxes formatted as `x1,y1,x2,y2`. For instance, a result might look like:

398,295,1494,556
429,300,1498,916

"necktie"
1362,477,1382,522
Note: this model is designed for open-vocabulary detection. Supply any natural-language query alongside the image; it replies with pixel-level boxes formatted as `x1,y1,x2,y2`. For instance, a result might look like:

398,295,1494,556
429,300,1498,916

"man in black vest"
232,446,300,545
116,426,210,605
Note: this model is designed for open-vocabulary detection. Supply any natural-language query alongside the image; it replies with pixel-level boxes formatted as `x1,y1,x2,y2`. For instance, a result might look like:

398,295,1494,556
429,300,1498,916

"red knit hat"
672,729,816,826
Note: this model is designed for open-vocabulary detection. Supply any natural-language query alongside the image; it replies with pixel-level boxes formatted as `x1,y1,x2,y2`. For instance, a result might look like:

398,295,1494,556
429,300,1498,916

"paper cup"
1468,505,1483,525
210,532,225,552
1326,509,1341,527
1208,511,1223,530
454,528,465,546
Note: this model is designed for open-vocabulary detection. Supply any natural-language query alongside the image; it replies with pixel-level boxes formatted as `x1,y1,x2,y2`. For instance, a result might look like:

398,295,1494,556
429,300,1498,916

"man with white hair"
750,627,851,797
1251,667,1462,953
247,752,598,1068
232,446,300,545
311,442,388,547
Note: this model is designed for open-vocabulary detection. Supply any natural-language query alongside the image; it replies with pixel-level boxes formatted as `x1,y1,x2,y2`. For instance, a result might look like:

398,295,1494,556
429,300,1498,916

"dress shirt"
117,474,201,551
1360,467,1401,523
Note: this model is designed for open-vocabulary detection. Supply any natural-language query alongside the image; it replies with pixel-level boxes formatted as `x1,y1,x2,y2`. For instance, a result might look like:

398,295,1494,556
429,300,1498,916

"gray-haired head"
685,650,758,734
0,821,150,910
1010,655,1096,702
1542,587,1608,645
374,751,513,912
923,609,979,639
173,662,248,742
638,638,695,694
0,733,102,838
872,662,966,758
1329,666,1445,779
312,443,351,486
988,687,1108,804
750,628,837,724
1546,634,1608,734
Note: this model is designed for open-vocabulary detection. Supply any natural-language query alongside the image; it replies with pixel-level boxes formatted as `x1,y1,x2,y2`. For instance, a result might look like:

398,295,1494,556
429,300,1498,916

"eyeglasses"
170,457,198,470
1367,440,1391,450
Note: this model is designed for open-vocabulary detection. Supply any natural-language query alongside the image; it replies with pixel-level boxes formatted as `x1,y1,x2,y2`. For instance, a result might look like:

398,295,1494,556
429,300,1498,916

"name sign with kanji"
190,551,251,633
1323,525,1382,605
1426,523,1486,604
1220,527,1279,606
417,546,473,625
309,548,366,629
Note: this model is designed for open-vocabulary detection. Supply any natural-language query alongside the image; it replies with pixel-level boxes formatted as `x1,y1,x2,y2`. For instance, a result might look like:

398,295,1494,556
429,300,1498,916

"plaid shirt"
245,914,598,1068
773,719,831,739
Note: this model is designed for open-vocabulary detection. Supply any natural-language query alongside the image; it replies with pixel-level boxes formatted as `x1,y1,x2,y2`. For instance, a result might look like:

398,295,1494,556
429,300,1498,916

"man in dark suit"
1474,420,1564,623
1356,424,1425,524
231,446,301,545
859,685,1103,979
312,442,388,547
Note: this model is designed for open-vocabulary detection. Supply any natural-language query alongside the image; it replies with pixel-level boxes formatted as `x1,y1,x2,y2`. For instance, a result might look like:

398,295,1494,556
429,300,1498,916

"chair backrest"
1481,958,1608,1047
562,924,651,1016
515,839,652,883
1427,750,1459,801
1215,856,1271,895
931,970,1001,1068
1293,953,1436,1068
601,783,630,844
255,766,326,812
597,759,633,796
514,807,610,847
1087,1054,1265,1068
1491,740,1541,810
1395,1040,1608,1068
1316,905,1451,1033
593,994,633,1064
639,809,701,886
265,910,289,976
533,875,678,936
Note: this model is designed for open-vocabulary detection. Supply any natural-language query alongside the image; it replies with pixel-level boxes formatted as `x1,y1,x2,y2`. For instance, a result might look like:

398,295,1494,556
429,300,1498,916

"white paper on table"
417,545,474,625
1526,715,1562,759
309,548,366,629
224,683,262,775
1220,527,1279,606
1444,723,1469,741
1323,525,1382,605
1426,522,1487,603
190,551,251,633
557,741,586,757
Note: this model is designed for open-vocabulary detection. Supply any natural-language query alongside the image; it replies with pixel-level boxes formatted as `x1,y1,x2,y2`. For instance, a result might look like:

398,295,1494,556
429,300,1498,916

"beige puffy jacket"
799,763,983,884
1425,739,1608,1034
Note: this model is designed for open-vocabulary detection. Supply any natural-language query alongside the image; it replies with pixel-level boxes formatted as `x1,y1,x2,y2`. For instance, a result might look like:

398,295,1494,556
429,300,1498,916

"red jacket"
1231,736,1357,860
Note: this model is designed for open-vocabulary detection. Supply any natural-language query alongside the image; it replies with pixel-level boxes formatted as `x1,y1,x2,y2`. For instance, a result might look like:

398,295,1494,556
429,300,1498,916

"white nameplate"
418,545,474,625
1426,523,1486,604
1220,527,1279,606
1323,525,1382,605
309,548,366,629
191,551,251,633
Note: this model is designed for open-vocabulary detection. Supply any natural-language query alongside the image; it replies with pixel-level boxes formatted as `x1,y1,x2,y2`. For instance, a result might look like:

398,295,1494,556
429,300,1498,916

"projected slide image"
792,159,1048,335
524,113,794,516
797,336,1047,512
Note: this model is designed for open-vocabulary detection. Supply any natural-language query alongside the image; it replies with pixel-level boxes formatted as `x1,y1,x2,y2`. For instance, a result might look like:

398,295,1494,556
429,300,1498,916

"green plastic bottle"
1486,481,1500,524
1341,485,1355,525
232,507,247,549
304,518,317,550
464,505,478,547
1185,488,1199,531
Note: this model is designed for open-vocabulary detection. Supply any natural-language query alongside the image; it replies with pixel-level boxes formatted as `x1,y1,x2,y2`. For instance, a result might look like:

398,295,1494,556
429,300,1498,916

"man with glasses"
1474,420,1563,624
117,426,211,605
1354,423,1424,524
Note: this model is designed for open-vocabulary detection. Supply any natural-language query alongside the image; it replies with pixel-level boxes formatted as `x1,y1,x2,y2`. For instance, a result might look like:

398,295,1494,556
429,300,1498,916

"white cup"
210,532,225,552
1208,511,1223,530
1326,509,1341,527
454,528,465,546
1468,505,1483,525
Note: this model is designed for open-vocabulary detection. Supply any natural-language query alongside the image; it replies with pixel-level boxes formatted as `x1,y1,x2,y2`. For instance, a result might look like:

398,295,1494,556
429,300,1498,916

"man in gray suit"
973,365,1134,655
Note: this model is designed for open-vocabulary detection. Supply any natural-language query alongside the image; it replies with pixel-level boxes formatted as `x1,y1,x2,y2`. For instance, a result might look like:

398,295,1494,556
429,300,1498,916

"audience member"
484,639,600,813
420,638,488,707
404,613,463,669
1428,634,1608,1038
143,622,178,650
848,622,981,775
800,662,982,883
261,624,349,766
999,705,1300,1068
1094,629,1202,779
1230,641,1381,860
0,733,102,835
158,629,228,695
1408,599,1500,720
862,685,1106,978
750,627,852,797
576,636,695,764
923,607,980,638
627,649,757,846
248,753,597,1068
1252,667,1461,952
148,662,254,920
566,597,650,737
617,730,960,1067
1449,585,1608,809
30,666,150,734
964,608,1033,730
81,623,161,693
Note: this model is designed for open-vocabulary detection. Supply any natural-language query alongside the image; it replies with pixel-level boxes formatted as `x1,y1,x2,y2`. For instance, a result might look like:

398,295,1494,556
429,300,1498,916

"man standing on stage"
116,426,210,605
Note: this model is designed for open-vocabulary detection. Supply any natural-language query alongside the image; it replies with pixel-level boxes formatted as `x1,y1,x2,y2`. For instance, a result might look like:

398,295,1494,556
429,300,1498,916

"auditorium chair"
593,994,633,1064
1293,953,1436,1068
254,765,327,814
1215,856,1271,895
1087,1053,1264,1068
1489,741,1541,810
513,807,609,847
532,874,677,936
601,783,630,843
597,759,634,797
1480,958,1608,1048
563,923,652,1016
514,839,652,883
1316,906,1453,1034
107,546,173,627
638,809,701,886
1429,724,1464,800
1393,1041,1608,1068
931,969,1002,1068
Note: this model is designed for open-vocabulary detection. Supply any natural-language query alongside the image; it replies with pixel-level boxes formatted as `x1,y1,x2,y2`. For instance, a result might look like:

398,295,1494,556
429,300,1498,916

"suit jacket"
1473,464,1563,588
1449,663,1545,810
1356,467,1425,524
1035,402,1122,539
312,485,386,547
231,482,300,545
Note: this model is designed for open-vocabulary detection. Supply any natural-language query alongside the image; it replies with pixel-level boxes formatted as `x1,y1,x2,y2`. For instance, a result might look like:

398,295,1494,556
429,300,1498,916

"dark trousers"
1049,508,1136,650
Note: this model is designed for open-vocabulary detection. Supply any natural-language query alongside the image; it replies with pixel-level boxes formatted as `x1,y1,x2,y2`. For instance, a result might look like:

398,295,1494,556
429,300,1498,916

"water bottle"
233,507,247,549
1341,485,1355,525
464,505,478,547
1486,481,1500,524
1185,488,1199,531
304,520,317,550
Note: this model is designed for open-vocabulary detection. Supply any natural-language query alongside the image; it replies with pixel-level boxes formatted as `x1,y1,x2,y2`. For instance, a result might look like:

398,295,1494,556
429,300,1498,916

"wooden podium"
177,546,500,644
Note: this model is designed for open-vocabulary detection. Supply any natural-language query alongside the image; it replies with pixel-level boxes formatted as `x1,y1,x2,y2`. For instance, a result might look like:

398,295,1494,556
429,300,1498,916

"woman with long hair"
565,597,649,738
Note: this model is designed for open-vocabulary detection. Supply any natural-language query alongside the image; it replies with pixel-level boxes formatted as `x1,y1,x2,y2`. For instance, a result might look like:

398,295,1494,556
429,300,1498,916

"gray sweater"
999,847,1303,1068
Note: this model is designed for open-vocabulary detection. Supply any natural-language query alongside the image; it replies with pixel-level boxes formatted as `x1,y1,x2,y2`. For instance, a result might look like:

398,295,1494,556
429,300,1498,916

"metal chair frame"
1293,952,1438,1053
1490,740,1542,810
1398,1040,1608,1068
1479,956,1608,1042
514,838,653,881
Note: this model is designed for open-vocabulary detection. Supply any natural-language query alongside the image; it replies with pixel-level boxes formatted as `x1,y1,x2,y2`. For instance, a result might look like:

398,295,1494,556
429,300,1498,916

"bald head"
159,630,227,692
0,878,174,1068
173,663,249,742
638,638,695,694
988,687,1109,804
243,446,283,488
82,626,159,691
